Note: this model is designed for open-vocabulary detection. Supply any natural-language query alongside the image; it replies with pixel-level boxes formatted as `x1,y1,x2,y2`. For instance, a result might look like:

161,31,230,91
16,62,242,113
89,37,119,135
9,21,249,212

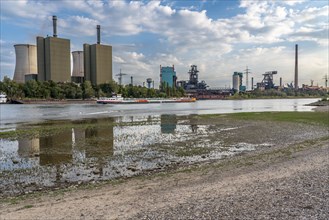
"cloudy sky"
1,0,328,88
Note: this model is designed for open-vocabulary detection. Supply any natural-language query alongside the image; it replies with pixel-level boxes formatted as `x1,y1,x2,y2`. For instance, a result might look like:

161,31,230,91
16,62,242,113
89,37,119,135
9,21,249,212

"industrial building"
232,72,245,93
13,44,38,83
71,51,84,83
160,65,176,88
176,65,207,90
84,25,113,85
256,71,278,90
37,16,71,82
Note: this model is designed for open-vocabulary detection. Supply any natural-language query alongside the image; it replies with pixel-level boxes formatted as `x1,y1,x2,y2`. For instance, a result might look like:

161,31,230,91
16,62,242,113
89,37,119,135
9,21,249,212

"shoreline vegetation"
6,96,326,105
1,76,328,103
0,111,328,219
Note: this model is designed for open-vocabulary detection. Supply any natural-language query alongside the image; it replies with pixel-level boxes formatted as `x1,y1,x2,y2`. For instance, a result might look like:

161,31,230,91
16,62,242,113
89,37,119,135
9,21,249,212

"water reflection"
39,131,72,165
16,118,115,167
18,138,40,158
85,126,113,158
160,114,177,134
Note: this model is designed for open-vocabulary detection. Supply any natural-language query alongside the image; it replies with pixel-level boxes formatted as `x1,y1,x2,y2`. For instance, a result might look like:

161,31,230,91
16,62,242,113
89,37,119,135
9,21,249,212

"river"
0,98,318,128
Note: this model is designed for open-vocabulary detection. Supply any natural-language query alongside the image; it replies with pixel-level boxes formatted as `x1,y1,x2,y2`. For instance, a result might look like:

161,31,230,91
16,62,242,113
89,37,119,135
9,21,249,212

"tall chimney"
280,77,282,87
131,76,133,85
97,25,100,44
53,16,57,37
251,77,254,90
294,44,298,89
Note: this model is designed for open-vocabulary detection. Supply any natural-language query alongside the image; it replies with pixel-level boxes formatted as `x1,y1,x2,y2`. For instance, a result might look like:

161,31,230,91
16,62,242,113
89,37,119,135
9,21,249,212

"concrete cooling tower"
13,44,37,83
72,51,84,77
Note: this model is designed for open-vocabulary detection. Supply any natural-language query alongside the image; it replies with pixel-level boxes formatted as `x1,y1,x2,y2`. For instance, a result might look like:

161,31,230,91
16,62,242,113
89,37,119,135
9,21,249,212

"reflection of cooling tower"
72,51,84,77
13,44,37,83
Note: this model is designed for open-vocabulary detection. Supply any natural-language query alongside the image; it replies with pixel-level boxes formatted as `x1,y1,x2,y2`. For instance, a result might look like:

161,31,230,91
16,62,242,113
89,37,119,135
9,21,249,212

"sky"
0,0,328,88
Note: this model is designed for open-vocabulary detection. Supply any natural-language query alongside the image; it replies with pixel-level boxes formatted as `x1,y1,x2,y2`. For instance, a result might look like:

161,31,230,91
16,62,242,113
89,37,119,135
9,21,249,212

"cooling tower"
232,74,240,92
13,44,37,83
72,51,84,77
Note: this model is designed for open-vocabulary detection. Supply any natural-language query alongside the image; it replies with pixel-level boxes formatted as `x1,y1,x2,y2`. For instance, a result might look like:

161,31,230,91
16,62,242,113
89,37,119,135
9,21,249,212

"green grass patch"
199,112,329,127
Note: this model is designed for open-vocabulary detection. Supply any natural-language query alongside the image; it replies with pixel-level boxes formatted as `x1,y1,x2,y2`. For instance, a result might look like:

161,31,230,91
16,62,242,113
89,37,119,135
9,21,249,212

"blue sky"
1,0,328,88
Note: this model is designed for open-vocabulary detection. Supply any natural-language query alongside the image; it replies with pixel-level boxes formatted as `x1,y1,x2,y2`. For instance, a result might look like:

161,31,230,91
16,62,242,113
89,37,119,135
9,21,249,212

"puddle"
0,114,267,196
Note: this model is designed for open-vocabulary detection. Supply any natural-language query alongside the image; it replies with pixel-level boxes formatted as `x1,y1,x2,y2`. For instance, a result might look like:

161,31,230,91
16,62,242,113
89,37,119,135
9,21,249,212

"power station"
36,16,71,82
13,44,37,83
84,25,113,85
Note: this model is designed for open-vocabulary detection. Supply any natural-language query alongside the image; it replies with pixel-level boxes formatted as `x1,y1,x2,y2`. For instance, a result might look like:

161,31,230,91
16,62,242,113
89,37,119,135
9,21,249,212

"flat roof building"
36,16,71,82
84,25,112,85
160,65,176,88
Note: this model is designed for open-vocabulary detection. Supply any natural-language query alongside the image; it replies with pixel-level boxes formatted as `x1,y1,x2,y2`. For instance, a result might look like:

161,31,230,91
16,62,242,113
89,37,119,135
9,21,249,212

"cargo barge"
97,95,196,104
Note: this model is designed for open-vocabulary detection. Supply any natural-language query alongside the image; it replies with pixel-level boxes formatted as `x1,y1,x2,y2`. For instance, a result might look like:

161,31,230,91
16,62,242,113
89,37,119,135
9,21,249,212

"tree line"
0,77,185,100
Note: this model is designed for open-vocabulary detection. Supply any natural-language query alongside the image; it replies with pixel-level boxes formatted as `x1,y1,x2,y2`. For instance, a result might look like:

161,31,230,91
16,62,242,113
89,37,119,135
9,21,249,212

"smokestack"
294,44,298,89
97,25,100,44
53,16,57,37
251,77,254,90
280,77,282,87
131,76,133,85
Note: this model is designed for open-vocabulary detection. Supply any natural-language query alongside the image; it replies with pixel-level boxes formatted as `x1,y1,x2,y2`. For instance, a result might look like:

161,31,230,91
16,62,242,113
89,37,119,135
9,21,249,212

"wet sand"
0,135,328,219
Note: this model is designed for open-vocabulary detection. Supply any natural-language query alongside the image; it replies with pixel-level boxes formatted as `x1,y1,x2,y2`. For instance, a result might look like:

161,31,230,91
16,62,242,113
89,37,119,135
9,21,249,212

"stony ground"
0,135,328,220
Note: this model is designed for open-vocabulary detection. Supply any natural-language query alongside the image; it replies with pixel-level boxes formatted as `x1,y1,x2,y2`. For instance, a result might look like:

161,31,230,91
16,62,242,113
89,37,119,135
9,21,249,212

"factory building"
36,16,71,82
71,51,84,84
84,25,113,85
13,44,38,83
232,72,245,93
160,65,176,88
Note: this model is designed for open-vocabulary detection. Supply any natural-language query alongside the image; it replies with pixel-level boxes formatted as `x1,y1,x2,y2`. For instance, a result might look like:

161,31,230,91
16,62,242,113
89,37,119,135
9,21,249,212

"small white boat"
97,94,196,104
0,93,7,104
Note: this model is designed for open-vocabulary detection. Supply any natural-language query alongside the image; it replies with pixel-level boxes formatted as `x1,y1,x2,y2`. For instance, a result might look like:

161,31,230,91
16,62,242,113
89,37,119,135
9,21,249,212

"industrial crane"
115,69,127,86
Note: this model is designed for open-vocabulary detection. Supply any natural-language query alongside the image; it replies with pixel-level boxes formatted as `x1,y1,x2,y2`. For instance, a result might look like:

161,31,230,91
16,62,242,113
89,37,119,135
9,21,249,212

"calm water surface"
0,98,318,128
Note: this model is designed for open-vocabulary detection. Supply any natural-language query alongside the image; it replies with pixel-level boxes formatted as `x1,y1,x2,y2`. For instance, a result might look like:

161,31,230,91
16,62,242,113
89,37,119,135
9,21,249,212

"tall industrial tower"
37,16,71,82
84,25,113,85
294,44,298,89
244,66,251,90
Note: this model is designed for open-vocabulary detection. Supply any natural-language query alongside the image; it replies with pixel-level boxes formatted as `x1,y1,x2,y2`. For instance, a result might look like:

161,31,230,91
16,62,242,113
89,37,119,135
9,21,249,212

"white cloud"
1,0,328,87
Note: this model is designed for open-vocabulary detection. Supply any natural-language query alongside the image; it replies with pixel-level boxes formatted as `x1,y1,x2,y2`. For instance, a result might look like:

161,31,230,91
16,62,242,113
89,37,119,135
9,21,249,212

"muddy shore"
0,111,328,219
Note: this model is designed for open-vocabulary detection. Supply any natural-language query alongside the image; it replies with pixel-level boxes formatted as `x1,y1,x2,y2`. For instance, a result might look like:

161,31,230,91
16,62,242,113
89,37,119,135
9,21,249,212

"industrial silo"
71,51,84,83
13,44,37,83
232,72,240,92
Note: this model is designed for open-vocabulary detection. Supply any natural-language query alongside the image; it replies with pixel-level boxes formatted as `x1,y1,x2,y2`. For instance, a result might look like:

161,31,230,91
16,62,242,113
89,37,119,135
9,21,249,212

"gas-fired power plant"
84,25,113,85
37,15,71,82
13,44,38,83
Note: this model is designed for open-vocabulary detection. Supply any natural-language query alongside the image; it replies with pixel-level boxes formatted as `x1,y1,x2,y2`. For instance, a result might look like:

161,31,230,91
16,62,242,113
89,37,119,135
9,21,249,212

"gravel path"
0,137,328,220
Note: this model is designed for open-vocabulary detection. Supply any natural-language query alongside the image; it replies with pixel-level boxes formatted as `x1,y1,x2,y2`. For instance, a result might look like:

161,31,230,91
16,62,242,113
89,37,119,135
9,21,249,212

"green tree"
82,81,94,99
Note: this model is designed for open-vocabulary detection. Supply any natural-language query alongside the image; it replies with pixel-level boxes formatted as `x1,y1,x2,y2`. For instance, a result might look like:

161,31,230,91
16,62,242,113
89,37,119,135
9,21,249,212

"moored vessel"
97,95,196,104
0,93,7,104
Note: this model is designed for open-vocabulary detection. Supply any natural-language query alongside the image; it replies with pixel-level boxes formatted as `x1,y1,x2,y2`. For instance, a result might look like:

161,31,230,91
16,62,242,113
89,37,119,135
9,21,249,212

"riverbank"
0,134,328,219
8,99,96,104
0,111,328,219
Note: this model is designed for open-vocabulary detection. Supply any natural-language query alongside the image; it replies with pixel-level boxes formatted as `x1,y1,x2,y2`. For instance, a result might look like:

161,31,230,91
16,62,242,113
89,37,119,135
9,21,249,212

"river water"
0,98,318,128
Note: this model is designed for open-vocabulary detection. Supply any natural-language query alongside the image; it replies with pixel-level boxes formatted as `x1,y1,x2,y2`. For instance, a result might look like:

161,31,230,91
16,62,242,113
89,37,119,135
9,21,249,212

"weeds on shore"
201,112,329,127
